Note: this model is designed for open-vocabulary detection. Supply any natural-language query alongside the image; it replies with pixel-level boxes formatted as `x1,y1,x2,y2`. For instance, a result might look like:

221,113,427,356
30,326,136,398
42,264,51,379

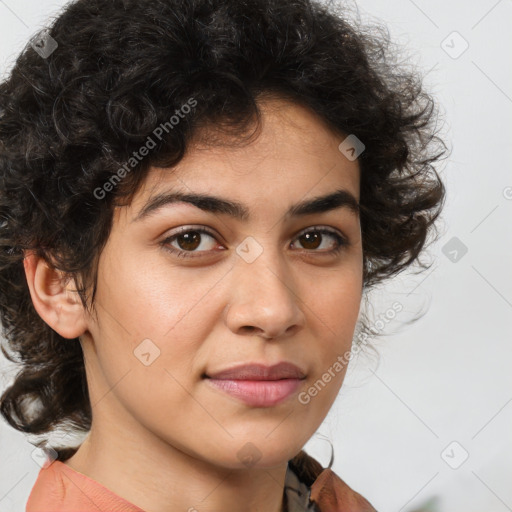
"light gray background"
0,1,511,511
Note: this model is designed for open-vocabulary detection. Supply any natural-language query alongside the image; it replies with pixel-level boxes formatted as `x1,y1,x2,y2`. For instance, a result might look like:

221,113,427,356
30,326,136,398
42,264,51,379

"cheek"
307,270,362,400
309,269,362,338
92,256,232,403
99,247,223,342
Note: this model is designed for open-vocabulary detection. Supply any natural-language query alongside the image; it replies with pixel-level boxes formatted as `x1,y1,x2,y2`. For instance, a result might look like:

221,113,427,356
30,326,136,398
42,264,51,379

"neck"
65,413,288,512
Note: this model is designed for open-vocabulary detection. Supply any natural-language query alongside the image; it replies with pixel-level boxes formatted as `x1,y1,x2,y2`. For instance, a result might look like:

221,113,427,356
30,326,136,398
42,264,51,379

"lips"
204,361,307,407
205,361,306,381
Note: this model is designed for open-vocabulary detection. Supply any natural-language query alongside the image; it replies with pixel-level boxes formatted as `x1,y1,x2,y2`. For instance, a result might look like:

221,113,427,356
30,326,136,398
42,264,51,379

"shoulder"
26,460,69,512
26,459,143,512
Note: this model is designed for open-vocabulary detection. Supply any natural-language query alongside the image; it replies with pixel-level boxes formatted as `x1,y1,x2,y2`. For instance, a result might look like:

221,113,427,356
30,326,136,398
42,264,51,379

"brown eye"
292,228,347,253
175,231,202,251
298,231,322,250
161,227,220,258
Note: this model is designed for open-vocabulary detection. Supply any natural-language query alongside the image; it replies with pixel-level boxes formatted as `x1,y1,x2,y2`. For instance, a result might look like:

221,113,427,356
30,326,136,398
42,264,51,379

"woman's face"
81,98,363,469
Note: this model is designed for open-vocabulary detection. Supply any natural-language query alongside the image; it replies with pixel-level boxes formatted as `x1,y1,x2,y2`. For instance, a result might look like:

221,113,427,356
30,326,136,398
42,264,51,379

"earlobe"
23,251,88,339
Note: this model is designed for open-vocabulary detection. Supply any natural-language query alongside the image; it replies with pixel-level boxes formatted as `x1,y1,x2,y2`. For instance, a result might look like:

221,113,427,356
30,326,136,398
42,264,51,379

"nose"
224,244,306,340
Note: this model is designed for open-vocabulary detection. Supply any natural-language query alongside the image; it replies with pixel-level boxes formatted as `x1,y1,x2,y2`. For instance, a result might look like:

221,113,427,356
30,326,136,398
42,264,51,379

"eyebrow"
132,188,359,223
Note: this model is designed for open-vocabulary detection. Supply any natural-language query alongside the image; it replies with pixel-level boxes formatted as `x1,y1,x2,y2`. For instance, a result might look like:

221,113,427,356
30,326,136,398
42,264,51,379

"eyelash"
160,226,349,259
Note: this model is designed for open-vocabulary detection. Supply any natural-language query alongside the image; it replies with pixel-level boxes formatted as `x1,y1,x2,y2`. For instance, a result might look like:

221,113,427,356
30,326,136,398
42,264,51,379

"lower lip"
204,378,303,407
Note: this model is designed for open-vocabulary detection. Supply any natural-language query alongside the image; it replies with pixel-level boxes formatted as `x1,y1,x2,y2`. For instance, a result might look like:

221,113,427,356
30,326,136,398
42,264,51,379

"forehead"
186,97,350,165
126,98,360,222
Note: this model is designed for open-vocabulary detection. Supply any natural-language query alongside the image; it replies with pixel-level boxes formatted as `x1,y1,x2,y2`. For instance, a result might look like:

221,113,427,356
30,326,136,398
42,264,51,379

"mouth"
203,377,304,407
203,361,306,407
204,361,306,380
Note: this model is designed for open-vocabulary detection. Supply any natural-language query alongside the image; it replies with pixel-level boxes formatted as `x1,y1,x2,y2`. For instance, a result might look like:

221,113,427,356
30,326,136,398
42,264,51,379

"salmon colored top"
26,459,144,512
26,450,377,512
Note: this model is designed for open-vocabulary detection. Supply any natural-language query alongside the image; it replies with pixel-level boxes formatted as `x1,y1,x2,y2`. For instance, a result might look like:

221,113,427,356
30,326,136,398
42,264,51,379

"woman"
0,0,445,510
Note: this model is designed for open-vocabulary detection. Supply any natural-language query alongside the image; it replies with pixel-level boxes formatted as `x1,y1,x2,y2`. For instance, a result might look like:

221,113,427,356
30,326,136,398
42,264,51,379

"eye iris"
177,232,201,251
300,232,321,250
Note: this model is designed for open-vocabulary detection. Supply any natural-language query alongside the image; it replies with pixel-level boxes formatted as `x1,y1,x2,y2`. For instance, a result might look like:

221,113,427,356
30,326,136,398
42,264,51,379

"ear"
23,251,88,339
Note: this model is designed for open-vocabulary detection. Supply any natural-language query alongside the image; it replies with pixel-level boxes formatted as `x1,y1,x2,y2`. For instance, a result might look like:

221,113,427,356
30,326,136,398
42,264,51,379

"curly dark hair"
0,0,446,462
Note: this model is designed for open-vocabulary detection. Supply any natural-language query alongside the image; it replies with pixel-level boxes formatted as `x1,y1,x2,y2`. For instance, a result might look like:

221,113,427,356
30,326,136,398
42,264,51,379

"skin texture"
23,98,363,512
